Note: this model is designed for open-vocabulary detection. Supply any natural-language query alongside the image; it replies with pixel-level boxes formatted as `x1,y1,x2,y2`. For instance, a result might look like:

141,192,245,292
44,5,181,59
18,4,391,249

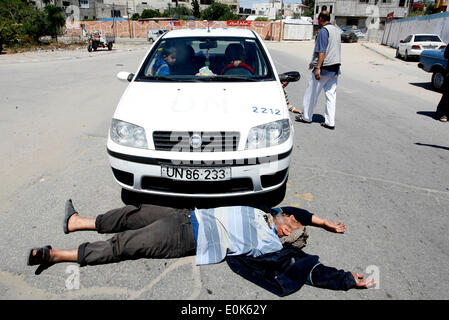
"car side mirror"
117,71,134,82
400,40,404,43
279,71,300,83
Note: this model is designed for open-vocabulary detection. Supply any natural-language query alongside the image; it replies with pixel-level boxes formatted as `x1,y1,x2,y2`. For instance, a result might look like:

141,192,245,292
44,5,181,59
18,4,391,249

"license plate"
161,166,231,181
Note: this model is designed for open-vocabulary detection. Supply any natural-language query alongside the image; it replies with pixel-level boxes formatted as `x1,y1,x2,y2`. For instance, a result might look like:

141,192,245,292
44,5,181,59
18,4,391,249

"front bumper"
107,148,292,197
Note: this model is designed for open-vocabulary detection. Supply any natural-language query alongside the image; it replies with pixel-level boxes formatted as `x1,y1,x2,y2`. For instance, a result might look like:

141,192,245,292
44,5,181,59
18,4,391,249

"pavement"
360,42,397,61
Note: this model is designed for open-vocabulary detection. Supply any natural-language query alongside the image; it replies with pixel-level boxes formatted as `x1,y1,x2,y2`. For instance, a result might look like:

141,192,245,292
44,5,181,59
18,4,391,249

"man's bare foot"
67,213,80,232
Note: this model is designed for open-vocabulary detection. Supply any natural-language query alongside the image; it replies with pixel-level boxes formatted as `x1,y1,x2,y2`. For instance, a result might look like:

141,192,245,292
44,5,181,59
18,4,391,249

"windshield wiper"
196,76,257,82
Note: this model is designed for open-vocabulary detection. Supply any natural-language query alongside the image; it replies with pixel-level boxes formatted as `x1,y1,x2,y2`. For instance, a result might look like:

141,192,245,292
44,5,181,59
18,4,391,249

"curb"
361,43,395,61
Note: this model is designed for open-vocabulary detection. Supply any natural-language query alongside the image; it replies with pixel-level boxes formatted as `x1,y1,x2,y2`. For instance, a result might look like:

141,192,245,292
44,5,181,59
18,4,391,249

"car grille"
153,131,240,152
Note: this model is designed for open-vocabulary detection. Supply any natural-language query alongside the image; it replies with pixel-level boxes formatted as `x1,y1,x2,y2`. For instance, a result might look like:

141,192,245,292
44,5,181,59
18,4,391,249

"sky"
239,0,304,10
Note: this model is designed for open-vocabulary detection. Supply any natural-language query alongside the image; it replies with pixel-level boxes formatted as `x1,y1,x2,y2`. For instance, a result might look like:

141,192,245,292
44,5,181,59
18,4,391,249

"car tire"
431,71,445,91
404,50,408,61
395,48,400,58
148,38,154,43
108,42,113,50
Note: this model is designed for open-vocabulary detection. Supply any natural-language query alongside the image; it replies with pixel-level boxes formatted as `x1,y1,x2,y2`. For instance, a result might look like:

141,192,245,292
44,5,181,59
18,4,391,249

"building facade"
253,1,307,19
314,0,412,28
31,0,240,20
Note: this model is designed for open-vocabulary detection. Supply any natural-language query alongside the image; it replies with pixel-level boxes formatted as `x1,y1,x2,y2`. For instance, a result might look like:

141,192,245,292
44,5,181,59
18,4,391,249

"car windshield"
136,36,274,82
414,35,442,42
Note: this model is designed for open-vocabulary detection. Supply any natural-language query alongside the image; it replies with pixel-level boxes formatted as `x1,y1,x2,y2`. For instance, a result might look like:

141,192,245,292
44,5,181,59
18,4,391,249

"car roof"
162,28,257,39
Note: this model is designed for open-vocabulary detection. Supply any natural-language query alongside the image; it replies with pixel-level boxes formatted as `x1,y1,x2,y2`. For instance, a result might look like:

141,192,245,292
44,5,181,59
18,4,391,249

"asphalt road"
0,41,448,300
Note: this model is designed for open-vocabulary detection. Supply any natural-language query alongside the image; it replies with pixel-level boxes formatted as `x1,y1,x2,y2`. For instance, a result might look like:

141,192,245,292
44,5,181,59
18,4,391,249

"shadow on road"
312,114,325,123
121,189,285,210
417,111,437,119
409,82,437,92
415,142,449,151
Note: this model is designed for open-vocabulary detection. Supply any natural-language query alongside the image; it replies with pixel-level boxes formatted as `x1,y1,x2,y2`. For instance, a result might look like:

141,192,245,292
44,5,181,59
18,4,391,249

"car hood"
113,81,288,132
421,49,445,58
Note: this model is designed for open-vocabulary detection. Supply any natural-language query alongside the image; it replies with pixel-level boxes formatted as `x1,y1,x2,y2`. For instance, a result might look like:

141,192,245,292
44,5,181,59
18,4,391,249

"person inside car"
152,47,176,76
220,43,255,76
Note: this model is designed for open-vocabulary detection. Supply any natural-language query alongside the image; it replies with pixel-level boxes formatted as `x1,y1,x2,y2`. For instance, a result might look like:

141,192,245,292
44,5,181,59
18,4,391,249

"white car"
396,34,446,61
147,29,168,43
109,28,300,200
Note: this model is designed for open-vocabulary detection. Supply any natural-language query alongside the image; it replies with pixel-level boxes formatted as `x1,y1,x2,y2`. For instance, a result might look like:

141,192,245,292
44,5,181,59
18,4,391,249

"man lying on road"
27,200,375,293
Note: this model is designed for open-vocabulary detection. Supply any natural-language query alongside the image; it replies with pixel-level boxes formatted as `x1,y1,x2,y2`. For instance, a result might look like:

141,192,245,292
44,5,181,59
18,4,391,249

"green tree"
191,0,201,19
254,17,269,21
0,0,48,47
302,0,315,18
200,2,240,21
130,13,140,20
43,4,65,41
141,9,161,19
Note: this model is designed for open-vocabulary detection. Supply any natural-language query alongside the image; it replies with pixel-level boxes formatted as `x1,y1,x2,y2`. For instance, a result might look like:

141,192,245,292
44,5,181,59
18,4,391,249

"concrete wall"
65,20,284,40
381,11,449,47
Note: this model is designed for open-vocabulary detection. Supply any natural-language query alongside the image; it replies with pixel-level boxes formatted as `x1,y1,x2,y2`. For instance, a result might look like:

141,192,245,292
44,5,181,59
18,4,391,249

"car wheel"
395,48,400,58
431,71,445,91
108,42,113,50
148,38,154,43
404,50,408,61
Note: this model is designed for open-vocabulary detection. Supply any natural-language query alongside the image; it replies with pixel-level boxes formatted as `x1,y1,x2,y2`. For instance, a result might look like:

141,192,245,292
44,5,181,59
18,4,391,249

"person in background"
282,81,302,114
296,10,341,130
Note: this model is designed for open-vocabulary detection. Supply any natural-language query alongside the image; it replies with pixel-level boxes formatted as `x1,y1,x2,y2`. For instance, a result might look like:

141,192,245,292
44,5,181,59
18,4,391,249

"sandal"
288,105,303,114
439,115,448,122
321,122,335,130
63,199,78,234
27,245,54,275
295,114,311,123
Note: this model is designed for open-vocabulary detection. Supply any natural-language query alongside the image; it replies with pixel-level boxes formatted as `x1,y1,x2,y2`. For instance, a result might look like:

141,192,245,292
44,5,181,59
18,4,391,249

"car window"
404,35,412,43
414,35,442,42
137,36,274,82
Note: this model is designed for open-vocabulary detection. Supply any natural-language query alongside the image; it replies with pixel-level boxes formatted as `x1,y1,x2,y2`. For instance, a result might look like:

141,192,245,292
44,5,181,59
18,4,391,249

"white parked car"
396,34,446,61
147,29,168,43
109,28,300,200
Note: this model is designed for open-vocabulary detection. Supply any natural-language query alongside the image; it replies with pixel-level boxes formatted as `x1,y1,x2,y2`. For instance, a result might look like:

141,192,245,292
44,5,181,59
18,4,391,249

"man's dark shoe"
321,122,335,130
63,199,77,234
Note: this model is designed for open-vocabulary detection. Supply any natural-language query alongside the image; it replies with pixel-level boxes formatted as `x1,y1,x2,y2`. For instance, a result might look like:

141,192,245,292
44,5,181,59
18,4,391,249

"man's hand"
351,273,376,289
315,67,321,80
281,81,288,88
322,219,346,233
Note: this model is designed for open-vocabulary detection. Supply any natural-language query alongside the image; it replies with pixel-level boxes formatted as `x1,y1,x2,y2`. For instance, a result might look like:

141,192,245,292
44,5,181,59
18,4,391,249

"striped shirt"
191,206,283,265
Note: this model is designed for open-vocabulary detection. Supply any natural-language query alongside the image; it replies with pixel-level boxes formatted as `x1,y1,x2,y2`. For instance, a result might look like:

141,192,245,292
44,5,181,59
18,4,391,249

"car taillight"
411,45,420,50
440,45,447,49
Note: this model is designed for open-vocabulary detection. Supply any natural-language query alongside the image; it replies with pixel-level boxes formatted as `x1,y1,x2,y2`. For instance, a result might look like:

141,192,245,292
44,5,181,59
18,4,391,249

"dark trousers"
436,75,449,118
77,205,195,266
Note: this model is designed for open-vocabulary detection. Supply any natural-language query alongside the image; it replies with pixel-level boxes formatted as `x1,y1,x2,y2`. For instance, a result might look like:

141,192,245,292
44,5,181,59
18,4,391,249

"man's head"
318,10,331,27
273,213,303,237
273,213,308,249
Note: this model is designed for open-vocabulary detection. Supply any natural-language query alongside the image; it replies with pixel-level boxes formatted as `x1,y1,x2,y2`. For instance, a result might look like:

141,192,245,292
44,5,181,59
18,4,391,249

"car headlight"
245,119,290,149
110,119,148,149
